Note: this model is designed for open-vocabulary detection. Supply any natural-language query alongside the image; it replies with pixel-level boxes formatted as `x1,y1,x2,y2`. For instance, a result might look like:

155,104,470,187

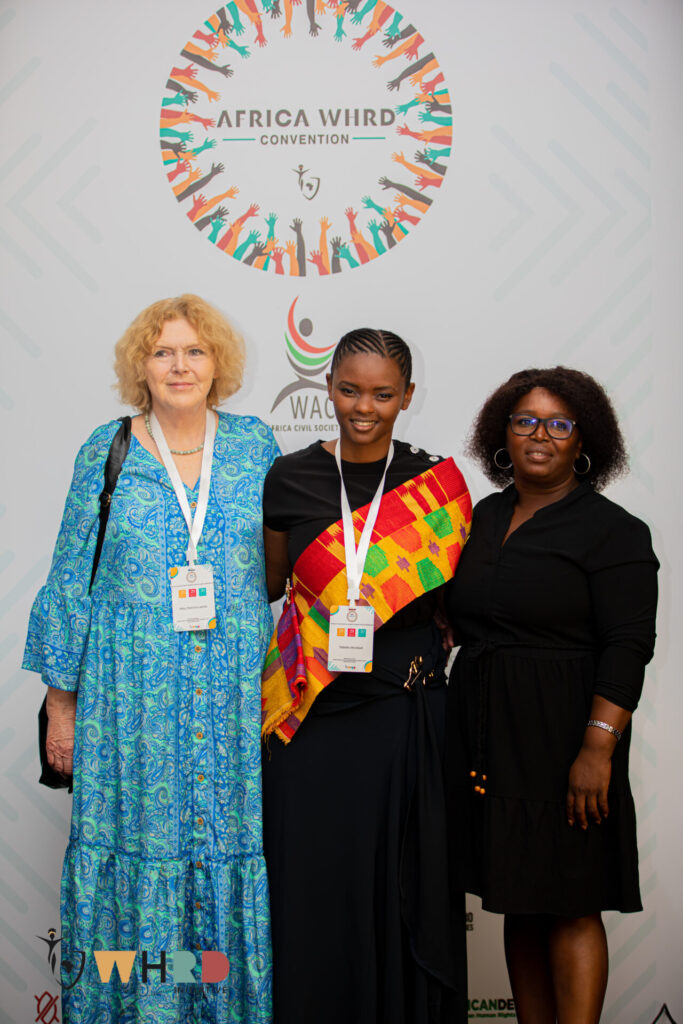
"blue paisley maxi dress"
23,412,278,1024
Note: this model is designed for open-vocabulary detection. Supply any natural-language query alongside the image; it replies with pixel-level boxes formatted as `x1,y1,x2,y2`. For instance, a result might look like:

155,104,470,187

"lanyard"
150,410,216,565
335,439,394,605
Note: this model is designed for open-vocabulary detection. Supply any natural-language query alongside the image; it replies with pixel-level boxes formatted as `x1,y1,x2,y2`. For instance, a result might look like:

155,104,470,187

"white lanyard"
150,410,216,565
335,439,394,605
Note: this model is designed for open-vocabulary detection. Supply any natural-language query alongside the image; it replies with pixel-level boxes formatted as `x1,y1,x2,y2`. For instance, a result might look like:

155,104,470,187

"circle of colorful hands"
160,0,452,277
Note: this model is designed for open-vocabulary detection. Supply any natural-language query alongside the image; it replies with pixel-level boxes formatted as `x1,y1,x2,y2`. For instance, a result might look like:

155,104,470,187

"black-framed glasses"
508,413,577,440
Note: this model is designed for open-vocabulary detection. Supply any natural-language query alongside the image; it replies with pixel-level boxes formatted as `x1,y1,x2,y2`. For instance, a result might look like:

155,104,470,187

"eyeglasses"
508,413,576,440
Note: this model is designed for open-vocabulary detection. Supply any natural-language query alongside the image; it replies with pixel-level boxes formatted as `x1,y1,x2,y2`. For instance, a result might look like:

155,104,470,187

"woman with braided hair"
261,328,472,1023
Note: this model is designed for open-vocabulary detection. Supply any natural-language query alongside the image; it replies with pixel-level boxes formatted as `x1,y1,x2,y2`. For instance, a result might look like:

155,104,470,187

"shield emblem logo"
293,165,321,201
301,175,321,200
61,950,86,990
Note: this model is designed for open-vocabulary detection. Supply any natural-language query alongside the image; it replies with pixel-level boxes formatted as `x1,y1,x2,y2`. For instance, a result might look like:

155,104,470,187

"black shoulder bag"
38,417,132,790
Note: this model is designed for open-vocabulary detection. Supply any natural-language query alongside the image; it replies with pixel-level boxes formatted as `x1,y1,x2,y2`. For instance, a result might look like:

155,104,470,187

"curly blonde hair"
114,294,245,411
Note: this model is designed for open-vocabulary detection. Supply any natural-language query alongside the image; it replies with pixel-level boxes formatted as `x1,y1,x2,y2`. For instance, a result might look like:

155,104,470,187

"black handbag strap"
89,416,132,592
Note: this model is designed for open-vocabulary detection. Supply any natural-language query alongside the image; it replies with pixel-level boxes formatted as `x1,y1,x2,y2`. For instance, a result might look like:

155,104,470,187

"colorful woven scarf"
261,458,471,743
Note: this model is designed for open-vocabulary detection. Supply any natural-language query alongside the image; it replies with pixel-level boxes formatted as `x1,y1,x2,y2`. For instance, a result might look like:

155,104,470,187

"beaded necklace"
144,413,205,455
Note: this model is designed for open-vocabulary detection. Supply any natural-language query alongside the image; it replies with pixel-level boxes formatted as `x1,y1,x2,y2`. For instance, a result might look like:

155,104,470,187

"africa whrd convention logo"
160,1,452,276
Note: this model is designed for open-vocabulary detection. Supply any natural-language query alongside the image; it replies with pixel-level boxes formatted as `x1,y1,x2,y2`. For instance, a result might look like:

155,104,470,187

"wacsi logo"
270,297,337,436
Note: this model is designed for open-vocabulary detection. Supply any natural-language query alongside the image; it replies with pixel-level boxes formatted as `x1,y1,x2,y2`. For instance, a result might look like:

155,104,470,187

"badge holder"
170,563,217,632
328,602,375,673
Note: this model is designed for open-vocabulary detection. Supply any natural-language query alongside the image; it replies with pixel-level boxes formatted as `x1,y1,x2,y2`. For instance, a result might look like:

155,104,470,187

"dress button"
196,688,203,696
196,860,203,870
410,446,420,454
196,730,203,740
197,816,204,826
190,501,197,509
195,645,202,653
429,455,439,462
195,901,201,910
197,773,205,782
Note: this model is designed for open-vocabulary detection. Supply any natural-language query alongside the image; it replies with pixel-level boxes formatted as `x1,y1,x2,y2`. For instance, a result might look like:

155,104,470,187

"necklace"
145,413,205,455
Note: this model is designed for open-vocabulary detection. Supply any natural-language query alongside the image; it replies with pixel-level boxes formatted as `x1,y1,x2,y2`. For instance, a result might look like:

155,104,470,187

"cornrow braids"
331,328,413,386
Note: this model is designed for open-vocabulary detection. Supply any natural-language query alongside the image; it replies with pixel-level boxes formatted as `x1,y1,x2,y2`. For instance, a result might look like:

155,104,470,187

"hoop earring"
574,452,591,476
493,448,513,470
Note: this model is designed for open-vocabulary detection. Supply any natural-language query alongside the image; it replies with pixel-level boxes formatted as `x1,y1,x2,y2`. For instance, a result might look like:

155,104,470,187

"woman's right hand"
45,687,77,776
264,526,291,602
433,605,454,651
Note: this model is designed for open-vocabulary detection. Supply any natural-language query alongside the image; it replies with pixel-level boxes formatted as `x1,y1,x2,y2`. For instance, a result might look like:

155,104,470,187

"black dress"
262,441,467,1024
444,482,658,916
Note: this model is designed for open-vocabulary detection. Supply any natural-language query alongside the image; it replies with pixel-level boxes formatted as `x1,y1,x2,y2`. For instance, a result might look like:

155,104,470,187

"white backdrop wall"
1,1,681,1021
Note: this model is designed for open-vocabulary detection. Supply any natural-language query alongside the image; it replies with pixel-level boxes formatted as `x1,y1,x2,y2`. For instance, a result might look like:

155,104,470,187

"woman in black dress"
445,367,658,1023
261,329,472,1024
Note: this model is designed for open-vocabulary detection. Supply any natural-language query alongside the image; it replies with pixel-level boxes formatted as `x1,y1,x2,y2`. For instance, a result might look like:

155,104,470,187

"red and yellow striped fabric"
261,458,472,743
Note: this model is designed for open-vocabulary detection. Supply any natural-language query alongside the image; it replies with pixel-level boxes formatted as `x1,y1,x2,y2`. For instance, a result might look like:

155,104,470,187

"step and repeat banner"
2,1,681,1022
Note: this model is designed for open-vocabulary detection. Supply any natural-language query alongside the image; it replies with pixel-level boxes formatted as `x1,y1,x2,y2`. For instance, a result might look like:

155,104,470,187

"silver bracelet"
587,719,622,741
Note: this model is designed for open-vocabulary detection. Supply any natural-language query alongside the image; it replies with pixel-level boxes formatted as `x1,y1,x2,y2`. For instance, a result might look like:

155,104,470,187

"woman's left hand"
567,696,631,828
566,745,612,829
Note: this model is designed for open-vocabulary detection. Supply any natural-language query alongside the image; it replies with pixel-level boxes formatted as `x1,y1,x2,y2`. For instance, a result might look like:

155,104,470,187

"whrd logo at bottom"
72,950,230,986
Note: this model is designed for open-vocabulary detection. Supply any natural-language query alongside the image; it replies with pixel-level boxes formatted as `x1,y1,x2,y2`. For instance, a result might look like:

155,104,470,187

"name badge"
169,564,217,632
328,604,375,673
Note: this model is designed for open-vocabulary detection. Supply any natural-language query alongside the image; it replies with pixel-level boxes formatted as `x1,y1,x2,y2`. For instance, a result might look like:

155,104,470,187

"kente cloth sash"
261,457,472,743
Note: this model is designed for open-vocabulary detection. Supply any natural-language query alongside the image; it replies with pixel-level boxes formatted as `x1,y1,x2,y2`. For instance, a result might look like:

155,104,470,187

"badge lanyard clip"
335,439,393,606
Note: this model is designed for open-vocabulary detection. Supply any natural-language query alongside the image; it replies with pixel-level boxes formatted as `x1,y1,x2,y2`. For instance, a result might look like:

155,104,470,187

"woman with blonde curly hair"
24,295,277,1024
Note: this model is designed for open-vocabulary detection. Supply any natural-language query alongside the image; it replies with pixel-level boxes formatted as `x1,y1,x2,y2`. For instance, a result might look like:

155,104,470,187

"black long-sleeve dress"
263,440,468,1024
444,481,658,916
